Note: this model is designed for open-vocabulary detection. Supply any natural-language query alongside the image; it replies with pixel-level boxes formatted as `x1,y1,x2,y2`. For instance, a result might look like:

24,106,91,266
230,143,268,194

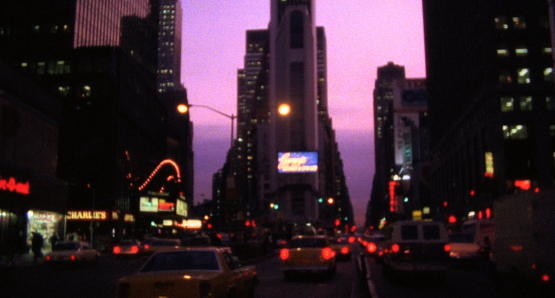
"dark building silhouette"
423,0,555,221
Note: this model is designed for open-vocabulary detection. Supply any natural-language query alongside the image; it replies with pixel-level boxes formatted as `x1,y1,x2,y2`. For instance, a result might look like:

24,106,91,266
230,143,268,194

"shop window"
519,96,533,111
544,68,554,82
547,97,555,110
512,16,526,29
500,96,514,112
495,16,509,30
503,124,528,140
499,70,512,83
517,68,530,84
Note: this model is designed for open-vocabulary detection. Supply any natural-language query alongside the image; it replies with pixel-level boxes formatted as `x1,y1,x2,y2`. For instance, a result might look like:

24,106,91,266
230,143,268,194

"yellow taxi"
280,235,336,279
116,247,258,298
328,235,353,261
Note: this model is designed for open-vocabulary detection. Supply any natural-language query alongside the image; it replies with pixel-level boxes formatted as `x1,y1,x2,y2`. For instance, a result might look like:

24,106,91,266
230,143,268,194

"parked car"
45,241,100,268
365,234,385,261
116,247,258,298
448,233,481,265
381,220,451,278
280,235,336,279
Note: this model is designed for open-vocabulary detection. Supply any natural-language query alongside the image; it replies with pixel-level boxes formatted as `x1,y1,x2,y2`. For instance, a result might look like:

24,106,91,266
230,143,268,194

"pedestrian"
49,233,59,248
31,232,44,264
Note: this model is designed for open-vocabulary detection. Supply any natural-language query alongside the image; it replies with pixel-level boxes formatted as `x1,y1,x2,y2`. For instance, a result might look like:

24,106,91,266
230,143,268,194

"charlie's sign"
67,210,108,221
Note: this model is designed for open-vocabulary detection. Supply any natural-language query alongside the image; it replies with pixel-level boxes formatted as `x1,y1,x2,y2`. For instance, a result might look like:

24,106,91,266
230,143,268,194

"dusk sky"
180,0,427,227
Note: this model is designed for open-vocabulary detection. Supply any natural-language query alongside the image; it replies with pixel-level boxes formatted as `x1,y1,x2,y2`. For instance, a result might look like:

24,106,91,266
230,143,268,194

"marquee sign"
67,210,108,221
277,152,318,173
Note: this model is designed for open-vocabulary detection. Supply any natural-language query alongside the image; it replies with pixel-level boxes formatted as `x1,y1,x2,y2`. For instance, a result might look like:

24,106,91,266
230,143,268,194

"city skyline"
180,0,426,227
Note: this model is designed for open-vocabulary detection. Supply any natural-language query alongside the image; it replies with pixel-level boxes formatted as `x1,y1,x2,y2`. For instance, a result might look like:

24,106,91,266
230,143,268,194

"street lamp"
177,103,291,148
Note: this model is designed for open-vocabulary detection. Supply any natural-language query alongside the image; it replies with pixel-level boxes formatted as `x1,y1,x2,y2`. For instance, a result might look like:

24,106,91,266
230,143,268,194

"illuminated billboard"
278,152,318,173
140,197,158,212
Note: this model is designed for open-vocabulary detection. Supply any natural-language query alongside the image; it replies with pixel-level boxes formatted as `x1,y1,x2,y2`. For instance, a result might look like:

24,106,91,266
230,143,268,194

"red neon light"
515,180,530,190
138,159,182,191
486,208,491,219
0,176,30,195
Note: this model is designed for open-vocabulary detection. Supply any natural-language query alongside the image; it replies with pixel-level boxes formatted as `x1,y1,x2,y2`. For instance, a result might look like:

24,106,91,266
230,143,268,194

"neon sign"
277,152,318,173
67,210,108,220
0,175,30,195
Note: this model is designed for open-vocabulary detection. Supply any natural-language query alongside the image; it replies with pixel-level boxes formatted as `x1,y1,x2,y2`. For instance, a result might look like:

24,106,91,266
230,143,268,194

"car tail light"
113,246,121,254
144,244,149,250
391,244,400,253
45,255,51,261
131,246,139,254
280,249,289,260
322,247,334,260
444,244,451,252
341,247,350,255
542,274,550,282
71,255,76,261
199,281,211,298
348,236,355,243
367,242,377,253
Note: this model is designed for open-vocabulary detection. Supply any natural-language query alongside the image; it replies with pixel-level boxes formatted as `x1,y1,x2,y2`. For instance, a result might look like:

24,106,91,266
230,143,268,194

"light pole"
177,103,291,148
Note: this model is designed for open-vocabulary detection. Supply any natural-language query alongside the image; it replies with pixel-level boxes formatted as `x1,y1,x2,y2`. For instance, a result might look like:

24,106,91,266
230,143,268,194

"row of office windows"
499,67,553,84
0,24,71,36
497,45,552,57
502,124,555,140
494,15,551,30
500,96,555,112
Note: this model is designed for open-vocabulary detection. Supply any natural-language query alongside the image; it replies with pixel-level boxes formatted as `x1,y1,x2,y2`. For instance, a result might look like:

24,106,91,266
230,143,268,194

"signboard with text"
277,152,318,173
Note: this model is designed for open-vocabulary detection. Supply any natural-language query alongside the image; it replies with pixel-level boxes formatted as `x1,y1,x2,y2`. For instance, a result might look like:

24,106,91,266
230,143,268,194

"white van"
382,220,451,276
462,218,495,256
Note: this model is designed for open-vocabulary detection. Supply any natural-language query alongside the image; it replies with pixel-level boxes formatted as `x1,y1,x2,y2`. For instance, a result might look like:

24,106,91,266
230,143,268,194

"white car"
448,233,482,265
45,241,100,268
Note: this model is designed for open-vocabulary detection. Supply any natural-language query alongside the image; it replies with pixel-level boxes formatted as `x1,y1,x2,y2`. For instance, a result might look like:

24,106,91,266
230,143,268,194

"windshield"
140,251,220,272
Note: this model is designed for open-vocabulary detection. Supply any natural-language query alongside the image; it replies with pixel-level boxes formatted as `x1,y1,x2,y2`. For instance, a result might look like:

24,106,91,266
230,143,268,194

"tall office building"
157,0,182,93
423,0,555,219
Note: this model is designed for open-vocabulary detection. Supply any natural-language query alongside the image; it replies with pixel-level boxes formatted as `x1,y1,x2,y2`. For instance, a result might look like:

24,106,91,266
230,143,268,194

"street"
3,245,553,298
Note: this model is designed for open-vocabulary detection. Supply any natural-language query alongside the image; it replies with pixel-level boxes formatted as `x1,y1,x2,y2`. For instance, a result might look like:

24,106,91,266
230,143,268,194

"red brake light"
348,236,355,243
542,274,550,282
46,255,51,261
341,247,350,254
280,249,289,260
144,244,149,250
71,255,76,261
367,242,377,253
113,246,121,254
322,247,335,260
391,244,400,253
444,244,451,252
131,246,139,254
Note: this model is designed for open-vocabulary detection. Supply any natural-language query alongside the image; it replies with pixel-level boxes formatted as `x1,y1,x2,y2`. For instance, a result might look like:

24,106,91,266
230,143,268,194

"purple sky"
180,0,426,227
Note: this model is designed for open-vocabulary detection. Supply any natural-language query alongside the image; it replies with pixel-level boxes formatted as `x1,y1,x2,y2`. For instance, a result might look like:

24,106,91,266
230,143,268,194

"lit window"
543,47,553,54
500,97,514,112
503,124,528,140
515,46,528,57
512,16,526,29
499,70,512,83
495,17,509,30
517,68,530,84
497,43,509,57
37,62,45,75
519,96,532,111
544,68,554,82
83,85,91,97
547,97,555,110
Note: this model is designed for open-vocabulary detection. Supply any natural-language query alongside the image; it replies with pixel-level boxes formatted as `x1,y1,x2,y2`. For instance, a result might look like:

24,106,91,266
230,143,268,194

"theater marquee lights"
277,152,318,173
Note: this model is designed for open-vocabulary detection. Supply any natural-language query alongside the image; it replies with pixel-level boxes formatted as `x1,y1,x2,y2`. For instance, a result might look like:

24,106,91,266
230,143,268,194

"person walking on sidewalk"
31,232,43,264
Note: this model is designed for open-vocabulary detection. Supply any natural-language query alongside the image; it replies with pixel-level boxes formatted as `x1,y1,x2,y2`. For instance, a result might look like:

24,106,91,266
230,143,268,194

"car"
143,238,182,255
116,247,258,298
448,233,481,265
113,239,145,258
381,220,451,278
328,236,352,261
280,235,336,279
45,241,100,268
365,234,385,260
